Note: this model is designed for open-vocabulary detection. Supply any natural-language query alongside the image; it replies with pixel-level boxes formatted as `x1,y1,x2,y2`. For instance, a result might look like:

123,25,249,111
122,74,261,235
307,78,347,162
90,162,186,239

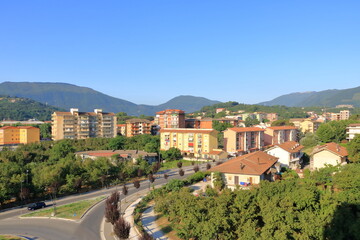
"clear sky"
0,1,359,105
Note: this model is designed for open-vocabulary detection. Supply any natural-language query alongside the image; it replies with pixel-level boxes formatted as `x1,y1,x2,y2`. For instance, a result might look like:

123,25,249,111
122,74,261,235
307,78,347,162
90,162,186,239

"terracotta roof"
159,128,217,134
117,124,126,127
17,126,38,129
209,151,278,175
267,126,297,130
126,118,151,124
0,126,18,130
156,109,185,114
226,127,265,133
348,123,360,127
272,141,304,153
209,150,226,155
312,142,348,157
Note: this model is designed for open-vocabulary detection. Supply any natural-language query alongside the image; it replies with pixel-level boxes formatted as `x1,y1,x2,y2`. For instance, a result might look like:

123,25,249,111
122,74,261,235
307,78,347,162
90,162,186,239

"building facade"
155,109,185,129
264,126,297,146
0,126,40,145
310,142,348,170
160,128,218,158
347,123,360,141
265,141,304,169
52,108,117,140
223,127,265,155
290,118,321,133
125,119,151,137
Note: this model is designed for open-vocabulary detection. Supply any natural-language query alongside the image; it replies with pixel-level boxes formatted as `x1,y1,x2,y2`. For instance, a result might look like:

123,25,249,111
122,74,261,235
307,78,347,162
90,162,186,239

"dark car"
28,202,46,210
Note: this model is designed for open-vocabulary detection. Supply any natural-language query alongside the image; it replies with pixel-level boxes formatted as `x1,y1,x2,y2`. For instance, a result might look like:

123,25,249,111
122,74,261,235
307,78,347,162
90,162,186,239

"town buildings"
155,109,185,129
125,118,151,137
160,128,218,158
310,142,348,170
330,110,351,121
347,123,360,141
0,126,40,145
76,150,158,164
265,141,304,169
264,126,297,145
52,108,117,140
223,127,265,155
209,151,279,189
290,118,321,133
117,124,126,136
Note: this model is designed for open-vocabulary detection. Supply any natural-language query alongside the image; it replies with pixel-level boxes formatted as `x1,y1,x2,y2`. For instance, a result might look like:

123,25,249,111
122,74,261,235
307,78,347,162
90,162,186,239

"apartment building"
290,118,321,133
266,113,278,122
330,110,351,121
223,127,265,155
52,108,117,140
155,109,185,129
0,126,40,145
160,128,218,158
264,126,297,146
117,124,126,136
125,119,151,137
347,123,360,141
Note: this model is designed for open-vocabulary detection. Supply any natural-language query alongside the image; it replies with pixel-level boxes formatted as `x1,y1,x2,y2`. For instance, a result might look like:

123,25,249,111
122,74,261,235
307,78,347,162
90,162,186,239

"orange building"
223,127,265,155
0,126,40,145
264,126,297,146
125,119,151,137
155,109,185,129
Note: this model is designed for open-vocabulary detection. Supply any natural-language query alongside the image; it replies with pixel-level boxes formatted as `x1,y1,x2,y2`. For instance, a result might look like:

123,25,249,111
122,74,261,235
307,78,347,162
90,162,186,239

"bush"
186,171,208,184
164,179,185,192
114,217,131,239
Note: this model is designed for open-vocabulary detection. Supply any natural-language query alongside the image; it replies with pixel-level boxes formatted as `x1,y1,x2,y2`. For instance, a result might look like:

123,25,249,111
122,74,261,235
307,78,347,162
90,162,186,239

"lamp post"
26,169,29,184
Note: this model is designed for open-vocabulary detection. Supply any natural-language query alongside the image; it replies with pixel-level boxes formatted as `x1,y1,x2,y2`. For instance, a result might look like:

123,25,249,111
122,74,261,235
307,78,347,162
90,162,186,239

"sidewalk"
141,204,168,240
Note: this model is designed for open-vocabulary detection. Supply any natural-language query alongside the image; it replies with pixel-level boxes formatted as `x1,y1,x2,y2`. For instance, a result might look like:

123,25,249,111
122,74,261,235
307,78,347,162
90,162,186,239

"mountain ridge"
0,82,220,115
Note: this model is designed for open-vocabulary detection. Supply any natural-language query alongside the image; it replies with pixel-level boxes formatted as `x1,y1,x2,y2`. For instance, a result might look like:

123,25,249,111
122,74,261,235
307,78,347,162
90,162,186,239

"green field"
22,196,105,220
0,235,25,240
160,160,205,171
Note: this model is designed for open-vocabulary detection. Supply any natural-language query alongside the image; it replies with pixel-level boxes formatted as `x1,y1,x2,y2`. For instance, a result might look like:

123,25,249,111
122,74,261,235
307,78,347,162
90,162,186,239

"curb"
80,195,107,219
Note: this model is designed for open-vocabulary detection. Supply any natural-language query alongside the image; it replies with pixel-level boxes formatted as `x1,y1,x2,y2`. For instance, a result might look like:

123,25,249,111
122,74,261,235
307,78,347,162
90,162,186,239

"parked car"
28,202,46,210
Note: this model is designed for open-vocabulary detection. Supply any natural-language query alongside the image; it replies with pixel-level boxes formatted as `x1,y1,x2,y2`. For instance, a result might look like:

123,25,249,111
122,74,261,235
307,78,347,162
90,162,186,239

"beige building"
264,126,297,146
223,127,265,155
52,108,117,140
160,128,218,158
155,109,185,129
209,151,279,189
0,126,40,145
125,118,151,137
310,142,348,170
265,141,304,169
290,118,321,133
347,123,360,141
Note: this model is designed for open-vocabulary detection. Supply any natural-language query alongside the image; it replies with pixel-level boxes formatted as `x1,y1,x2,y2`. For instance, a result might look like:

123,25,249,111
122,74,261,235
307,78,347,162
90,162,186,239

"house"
346,123,360,141
223,127,265,155
52,108,117,140
265,141,304,169
310,142,348,170
264,126,297,146
207,149,228,161
290,118,321,133
209,151,279,190
213,118,245,127
0,126,40,145
125,119,151,137
160,128,218,158
76,150,158,164
154,109,185,129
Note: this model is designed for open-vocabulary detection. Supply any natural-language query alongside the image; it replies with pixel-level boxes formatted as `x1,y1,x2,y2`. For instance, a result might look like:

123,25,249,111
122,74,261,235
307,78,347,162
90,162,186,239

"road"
0,162,212,240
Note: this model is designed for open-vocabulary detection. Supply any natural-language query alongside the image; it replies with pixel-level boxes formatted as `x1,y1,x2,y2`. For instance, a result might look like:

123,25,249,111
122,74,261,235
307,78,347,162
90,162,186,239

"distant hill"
0,96,64,121
0,82,220,115
259,86,360,107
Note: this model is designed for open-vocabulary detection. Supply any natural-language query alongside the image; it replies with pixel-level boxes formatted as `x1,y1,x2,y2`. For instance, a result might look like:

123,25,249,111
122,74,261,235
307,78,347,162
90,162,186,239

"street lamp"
26,169,29,184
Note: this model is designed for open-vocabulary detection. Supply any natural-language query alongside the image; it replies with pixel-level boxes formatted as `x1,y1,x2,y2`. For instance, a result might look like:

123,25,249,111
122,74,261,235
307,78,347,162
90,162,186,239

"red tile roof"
209,150,226,155
348,123,360,127
0,126,18,130
227,127,265,133
312,142,348,157
156,109,185,114
159,128,216,134
17,126,38,129
209,151,278,175
273,141,304,153
267,126,297,130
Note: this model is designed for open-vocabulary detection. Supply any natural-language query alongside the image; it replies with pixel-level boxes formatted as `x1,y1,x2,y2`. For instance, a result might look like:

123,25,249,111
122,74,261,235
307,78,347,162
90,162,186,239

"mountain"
0,96,64,121
0,82,220,115
259,86,360,107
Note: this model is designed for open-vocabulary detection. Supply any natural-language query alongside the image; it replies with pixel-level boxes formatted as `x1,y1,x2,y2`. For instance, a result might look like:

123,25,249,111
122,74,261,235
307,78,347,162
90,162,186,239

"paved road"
0,162,212,239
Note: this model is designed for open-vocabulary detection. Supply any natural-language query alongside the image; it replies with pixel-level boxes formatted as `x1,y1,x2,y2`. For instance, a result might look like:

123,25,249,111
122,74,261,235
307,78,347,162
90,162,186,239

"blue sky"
0,1,359,105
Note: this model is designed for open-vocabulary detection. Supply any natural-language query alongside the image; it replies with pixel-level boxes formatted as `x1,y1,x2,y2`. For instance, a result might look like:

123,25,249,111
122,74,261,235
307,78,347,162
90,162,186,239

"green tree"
244,117,260,127
300,132,319,148
347,134,360,163
161,147,182,161
108,135,126,150
212,171,224,191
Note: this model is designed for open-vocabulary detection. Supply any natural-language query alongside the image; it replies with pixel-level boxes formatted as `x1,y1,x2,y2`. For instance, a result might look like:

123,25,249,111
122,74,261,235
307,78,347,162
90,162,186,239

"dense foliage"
0,96,63,121
316,119,360,143
0,135,160,206
152,165,360,240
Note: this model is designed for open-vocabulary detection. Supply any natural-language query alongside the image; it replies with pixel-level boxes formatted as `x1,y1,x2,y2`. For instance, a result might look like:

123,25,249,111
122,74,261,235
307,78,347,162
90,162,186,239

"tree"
164,173,168,179
271,119,294,126
122,184,128,202
193,165,199,173
161,147,182,161
133,180,140,189
179,169,184,176
177,161,183,168
206,163,211,170
105,191,120,225
212,171,224,190
347,134,360,163
114,217,131,240
108,135,126,150
39,122,52,139
244,117,260,127
300,132,319,148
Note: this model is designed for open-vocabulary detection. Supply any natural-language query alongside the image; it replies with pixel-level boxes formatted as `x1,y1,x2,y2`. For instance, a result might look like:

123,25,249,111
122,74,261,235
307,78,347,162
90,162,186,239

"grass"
22,195,105,220
160,160,204,171
0,235,25,240
155,213,181,240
